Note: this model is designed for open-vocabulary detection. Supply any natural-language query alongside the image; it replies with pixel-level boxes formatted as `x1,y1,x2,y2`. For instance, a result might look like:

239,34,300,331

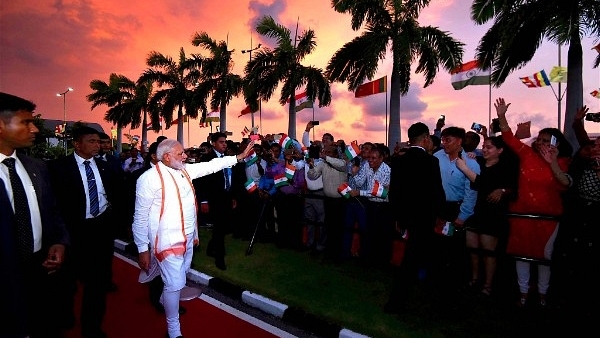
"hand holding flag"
337,183,352,199
370,180,388,199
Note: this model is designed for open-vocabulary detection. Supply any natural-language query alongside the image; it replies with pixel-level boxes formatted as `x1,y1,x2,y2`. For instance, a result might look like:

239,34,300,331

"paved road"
64,253,322,338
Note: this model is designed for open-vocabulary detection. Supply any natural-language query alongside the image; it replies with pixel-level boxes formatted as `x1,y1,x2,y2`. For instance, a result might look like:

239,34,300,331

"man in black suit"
0,92,70,338
196,132,242,270
384,122,445,313
97,132,123,174
48,126,123,338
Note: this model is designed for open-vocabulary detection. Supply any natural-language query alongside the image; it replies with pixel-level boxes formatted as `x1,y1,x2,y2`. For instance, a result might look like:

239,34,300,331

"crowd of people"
1,90,598,338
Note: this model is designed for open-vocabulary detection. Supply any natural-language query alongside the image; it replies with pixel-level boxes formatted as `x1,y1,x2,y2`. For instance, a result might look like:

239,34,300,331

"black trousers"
61,210,115,335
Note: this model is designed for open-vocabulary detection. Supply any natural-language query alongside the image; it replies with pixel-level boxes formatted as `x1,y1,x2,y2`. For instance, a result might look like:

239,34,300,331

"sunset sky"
1,0,599,148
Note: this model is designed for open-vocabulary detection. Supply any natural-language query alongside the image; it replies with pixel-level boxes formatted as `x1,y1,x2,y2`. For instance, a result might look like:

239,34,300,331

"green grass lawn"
191,228,566,338
119,224,588,337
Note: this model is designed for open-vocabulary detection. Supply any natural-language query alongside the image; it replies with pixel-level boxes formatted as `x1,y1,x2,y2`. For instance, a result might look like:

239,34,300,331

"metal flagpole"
557,44,562,130
312,104,315,141
386,88,388,145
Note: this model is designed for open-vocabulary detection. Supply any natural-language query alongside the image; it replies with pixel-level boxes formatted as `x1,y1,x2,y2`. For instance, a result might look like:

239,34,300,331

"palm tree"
138,47,203,146
244,16,332,140
191,32,244,133
87,73,136,154
108,81,157,152
327,0,465,144
470,0,600,151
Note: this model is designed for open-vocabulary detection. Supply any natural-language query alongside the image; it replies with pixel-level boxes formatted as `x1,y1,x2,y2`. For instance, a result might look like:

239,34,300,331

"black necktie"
221,154,231,191
84,160,100,216
2,158,34,261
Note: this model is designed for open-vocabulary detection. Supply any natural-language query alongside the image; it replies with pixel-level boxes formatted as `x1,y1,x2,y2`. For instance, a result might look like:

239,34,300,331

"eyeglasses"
170,151,185,156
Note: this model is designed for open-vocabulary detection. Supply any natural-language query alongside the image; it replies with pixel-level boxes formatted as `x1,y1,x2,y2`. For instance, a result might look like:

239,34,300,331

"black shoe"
215,259,227,271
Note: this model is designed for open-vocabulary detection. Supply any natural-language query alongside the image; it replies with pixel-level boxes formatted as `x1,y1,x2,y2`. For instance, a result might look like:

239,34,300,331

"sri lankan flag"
355,76,387,98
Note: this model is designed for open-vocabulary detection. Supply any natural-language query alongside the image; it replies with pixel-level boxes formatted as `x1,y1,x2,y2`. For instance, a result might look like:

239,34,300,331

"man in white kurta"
132,139,253,338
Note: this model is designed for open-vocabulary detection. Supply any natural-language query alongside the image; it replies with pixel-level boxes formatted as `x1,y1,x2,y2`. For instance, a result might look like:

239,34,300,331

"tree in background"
138,47,203,147
470,0,600,151
244,15,331,140
191,32,244,134
327,0,464,145
87,73,136,154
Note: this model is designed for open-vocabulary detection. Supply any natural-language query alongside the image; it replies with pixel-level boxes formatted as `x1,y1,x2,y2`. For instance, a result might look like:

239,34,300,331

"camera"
471,122,482,132
310,120,320,126
439,115,445,121
351,157,361,167
585,112,600,122
550,135,557,146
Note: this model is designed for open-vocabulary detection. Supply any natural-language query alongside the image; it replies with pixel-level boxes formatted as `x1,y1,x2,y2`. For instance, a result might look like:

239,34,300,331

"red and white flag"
244,178,258,193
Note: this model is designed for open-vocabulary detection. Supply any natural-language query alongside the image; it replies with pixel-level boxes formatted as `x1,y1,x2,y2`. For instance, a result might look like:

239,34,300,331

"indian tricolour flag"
370,180,388,198
301,146,309,159
274,173,289,188
244,150,259,166
345,142,360,160
279,133,293,149
337,182,352,199
285,163,296,179
244,178,258,193
450,60,491,90
287,91,313,113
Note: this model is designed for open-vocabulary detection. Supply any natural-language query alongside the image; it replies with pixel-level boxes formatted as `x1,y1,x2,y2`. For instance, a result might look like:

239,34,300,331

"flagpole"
488,71,492,135
312,104,315,141
385,89,388,145
259,101,262,135
557,44,562,130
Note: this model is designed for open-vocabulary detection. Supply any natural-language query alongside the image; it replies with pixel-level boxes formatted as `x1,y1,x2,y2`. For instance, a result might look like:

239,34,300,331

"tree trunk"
563,34,584,154
177,106,184,147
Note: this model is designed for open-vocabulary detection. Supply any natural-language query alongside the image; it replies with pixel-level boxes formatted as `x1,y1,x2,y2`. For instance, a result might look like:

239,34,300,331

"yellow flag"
549,66,567,83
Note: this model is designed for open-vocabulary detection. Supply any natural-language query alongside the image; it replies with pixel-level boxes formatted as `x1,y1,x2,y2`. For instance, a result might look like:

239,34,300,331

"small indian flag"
337,182,352,199
274,173,289,188
285,163,296,179
244,179,257,193
371,180,388,198
244,151,259,166
279,133,293,149
301,146,309,159
345,142,360,160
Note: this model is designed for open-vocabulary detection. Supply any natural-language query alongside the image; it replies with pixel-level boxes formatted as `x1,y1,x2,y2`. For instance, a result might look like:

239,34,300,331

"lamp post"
57,87,73,155
242,42,261,130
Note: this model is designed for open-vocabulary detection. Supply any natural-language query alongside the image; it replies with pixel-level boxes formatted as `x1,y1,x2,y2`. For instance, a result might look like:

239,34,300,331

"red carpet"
65,255,279,338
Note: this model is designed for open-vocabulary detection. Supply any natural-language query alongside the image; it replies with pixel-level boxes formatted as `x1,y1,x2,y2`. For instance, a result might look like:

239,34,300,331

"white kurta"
132,156,238,289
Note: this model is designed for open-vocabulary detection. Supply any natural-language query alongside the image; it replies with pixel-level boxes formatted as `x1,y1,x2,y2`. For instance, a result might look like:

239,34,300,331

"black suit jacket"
388,147,445,234
194,151,244,224
1,155,69,337
48,154,123,230
98,153,125,176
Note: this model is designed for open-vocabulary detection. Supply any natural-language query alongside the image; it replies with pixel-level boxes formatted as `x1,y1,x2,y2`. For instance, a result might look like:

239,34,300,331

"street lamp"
57,87,73,155
242,43,261,129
